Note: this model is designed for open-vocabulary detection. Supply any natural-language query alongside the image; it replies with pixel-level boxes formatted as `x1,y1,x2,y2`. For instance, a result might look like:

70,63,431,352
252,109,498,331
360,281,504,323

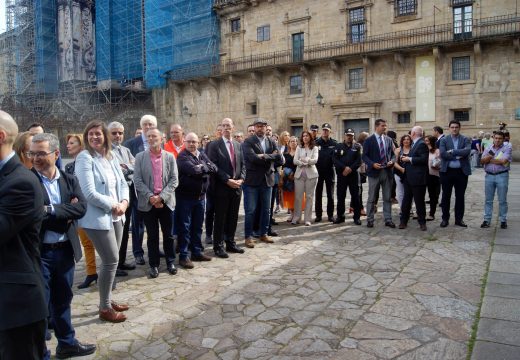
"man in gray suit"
133,128,179,278
109,122,137,276
439,120,472,227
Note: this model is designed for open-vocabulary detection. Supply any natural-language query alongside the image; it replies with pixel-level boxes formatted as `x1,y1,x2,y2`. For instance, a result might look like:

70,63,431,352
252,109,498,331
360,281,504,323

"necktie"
228,140,236,174
379,136,386,163
117,146,123,158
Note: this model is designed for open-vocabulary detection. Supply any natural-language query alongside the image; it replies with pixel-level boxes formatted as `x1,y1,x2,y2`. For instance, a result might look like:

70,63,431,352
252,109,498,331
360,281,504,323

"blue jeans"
244,184,272,238
175,196,205,260
484,171,509,222
40,243,76,351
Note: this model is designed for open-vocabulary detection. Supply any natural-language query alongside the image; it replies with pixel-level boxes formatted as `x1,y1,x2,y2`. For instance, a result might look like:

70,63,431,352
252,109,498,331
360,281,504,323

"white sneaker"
305,221,311,226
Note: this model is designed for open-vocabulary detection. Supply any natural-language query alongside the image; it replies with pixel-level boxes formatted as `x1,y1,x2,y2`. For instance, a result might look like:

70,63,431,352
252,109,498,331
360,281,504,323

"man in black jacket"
176,133,217,269
0,110,47,359
30,133,95,359
333,129,362,225
242,118,284,248
207,118,246,258
315,123,337,222
398,126,429,231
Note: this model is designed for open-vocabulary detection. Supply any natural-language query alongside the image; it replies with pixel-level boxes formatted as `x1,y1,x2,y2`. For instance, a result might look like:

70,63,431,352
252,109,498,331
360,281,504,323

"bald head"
184,132,199,154
0,110,19,146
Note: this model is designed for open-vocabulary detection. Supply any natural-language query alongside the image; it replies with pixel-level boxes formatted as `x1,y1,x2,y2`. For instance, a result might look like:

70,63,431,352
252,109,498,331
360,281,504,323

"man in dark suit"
207,118,246,258
398,126,429,231
123,114,157,265
30,133,96,359
242,118,284,248
362,118,396,228
0,110,47,359
439,120,472,227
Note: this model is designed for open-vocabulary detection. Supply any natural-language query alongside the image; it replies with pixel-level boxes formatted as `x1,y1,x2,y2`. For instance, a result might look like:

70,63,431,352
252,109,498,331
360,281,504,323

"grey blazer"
133,150,179,212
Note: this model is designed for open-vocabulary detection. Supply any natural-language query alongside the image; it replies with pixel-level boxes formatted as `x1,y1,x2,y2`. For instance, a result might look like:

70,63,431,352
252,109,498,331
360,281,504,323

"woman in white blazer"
292,130,319,226
75,120,130,323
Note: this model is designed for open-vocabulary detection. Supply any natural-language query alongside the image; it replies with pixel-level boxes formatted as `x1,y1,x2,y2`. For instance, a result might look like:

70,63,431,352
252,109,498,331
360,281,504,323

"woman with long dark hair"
425,135,441,220
393,134,412,211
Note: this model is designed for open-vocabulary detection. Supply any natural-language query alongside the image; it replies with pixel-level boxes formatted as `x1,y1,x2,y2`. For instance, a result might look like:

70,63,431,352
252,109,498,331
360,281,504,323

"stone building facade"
153,0,520,155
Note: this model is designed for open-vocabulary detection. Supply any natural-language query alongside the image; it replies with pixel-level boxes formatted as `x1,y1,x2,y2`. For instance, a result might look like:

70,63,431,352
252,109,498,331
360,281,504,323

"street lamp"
316,93,325,107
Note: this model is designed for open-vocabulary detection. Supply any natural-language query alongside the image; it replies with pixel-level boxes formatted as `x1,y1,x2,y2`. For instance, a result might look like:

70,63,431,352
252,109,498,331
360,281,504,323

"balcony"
213,0,250,9
166,14,520,81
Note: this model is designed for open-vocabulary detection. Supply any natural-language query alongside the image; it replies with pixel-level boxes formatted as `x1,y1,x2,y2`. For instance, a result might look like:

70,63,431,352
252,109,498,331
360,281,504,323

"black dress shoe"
480,221,490,228
135,255,145,265
385,221,396,228
398,223,407,229
328,217,334,222
115,269,128,277
77,274,98,289
333,217,345,224
226,245,245,254
501,222,508,229
455,221,468,228
118,262,136,270
440,220,449,228
149,267,159,278
353,219,362,225
56,341,96,359
314,217,322,223
214,249,229,258
268,230,279,237
271,219,279,225
420,224,427,231
367,221,374,228
167,263,177,275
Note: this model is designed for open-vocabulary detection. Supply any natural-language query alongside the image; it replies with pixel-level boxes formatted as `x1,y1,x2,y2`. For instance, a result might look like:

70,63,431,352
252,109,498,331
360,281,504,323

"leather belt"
42,241,70,250
486,170,509,176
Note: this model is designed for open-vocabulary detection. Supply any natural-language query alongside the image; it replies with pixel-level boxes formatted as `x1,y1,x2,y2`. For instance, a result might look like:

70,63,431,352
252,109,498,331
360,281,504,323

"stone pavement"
472,164,520,360
47,166,517,359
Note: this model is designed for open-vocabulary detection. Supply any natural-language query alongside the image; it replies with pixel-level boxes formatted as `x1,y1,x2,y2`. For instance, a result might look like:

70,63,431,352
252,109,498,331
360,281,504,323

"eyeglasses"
202,137,209,141
26,151,54,159
111,131,123,135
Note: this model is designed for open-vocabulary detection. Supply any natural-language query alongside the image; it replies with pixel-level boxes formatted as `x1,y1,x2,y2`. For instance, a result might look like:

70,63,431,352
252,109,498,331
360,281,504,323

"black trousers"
205,192,215,238
440,168,468,222
400,180,427,225
426,174,440,217
337,173,360,220
141,206,175,267
213,187,242,251
119,186,134,265
315,173,334,219
0,319,46,360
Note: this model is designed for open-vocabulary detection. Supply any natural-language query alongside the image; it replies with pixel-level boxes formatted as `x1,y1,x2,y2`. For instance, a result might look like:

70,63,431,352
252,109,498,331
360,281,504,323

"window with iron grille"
348,68,364,90
257,25,270,42
452,56,471,80
397,112,411,124
453,110,470,122
349,7,365,43
230,18,241,33
289,75,302,95
395,0,417,17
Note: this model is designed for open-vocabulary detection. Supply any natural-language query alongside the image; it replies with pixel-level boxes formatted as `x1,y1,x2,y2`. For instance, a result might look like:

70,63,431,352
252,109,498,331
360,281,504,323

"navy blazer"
242,135,284,187
123,134,145,157
31,168,87,262
439,134,472,176
362,134,396,178
0,155,47,331
402,138,429,186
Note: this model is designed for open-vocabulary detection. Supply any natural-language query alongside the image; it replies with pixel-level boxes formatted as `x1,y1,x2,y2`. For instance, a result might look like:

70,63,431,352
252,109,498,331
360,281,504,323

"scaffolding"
145,0,219,87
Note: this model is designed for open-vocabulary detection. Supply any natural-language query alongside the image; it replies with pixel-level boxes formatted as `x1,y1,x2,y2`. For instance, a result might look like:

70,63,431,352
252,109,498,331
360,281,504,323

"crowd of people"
0,108,512,359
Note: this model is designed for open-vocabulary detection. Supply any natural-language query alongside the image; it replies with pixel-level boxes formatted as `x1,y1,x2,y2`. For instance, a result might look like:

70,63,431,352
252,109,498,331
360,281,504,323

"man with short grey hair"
109,122,137,275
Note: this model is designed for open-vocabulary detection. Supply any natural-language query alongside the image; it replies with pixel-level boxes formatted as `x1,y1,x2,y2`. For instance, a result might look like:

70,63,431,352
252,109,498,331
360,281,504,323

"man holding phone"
480,131,511,229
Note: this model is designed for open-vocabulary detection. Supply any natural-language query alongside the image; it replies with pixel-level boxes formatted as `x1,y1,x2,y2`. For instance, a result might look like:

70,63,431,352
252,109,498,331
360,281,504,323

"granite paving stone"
49,167,505,359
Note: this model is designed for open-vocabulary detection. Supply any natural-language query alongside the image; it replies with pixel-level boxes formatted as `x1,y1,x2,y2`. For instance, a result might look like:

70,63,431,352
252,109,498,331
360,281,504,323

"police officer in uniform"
314,123,337,222
333,128,362,225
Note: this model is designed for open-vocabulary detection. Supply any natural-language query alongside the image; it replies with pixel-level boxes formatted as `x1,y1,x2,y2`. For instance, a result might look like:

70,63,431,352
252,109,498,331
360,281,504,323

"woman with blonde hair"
75,120,130,322
13,131,34,169
65,133,99,289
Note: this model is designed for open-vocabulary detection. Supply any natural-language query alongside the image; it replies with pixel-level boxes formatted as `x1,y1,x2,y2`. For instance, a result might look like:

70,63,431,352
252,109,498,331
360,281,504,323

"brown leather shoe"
192,254,212,262
179,258,194,269
111,301,129,312
420,223,427,231
245,238,255,248
398,223,407,229
99,308,127,323
259,235,274,243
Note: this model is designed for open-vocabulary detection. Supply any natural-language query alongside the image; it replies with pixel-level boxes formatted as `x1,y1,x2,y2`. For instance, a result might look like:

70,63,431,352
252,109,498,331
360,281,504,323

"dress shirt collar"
0,151,15,172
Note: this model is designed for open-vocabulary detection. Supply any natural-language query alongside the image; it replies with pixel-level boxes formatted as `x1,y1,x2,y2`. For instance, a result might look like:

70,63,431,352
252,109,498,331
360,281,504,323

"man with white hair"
108,122,137,275
123,115,157,265
0,110,47,359
398,126,429,231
